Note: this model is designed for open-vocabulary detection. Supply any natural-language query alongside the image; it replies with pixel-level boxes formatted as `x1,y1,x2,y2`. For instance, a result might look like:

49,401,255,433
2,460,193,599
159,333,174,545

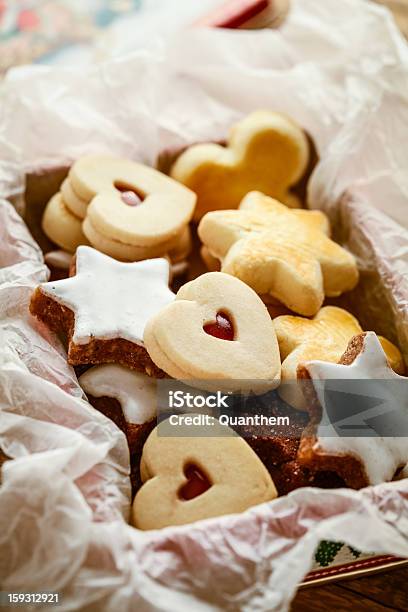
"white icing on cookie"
44,250,72,270
79,364,156,424
305,332,408,485
40,246,175,345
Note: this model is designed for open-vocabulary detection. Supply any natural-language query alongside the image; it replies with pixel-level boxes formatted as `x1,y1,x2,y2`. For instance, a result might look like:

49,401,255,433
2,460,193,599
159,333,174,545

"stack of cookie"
30,109,407,530
42,155,196,269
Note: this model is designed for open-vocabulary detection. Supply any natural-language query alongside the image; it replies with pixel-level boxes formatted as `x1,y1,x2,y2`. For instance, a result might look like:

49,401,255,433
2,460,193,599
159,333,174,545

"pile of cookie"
29,110,407,530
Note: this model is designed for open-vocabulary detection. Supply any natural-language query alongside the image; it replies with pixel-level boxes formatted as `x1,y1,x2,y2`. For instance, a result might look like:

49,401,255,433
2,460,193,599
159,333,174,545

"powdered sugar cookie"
144,271,281,393
198,191,358,316
42,193,89,253
170,110,309,221
30,246,175,375
132,417,277,529
275,306,404,410
297,332,408,488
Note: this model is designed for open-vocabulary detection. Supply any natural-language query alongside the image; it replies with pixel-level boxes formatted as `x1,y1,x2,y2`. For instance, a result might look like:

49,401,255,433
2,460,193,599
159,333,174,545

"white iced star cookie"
79,364,157,425
297,332,408,488
79,363,158,491
275,306,404,410
30,246,174,376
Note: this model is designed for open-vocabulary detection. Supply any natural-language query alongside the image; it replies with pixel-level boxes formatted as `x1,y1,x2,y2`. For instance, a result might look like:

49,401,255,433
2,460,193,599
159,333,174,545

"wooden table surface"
291,565,408,611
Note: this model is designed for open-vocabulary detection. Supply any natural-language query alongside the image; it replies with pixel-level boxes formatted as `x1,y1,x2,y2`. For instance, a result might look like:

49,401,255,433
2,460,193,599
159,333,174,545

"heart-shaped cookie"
144,271,281,392
132,417,277,529
43,155,196,261
170,110,309,221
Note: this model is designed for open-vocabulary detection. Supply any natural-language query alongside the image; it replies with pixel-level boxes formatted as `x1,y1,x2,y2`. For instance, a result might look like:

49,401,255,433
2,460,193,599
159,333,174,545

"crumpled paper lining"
1,0,408,610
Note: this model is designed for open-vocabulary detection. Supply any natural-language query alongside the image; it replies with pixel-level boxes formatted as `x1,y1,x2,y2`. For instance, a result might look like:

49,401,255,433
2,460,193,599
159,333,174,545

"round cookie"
42,193,89,253
132,418,277,530
144,271,281,393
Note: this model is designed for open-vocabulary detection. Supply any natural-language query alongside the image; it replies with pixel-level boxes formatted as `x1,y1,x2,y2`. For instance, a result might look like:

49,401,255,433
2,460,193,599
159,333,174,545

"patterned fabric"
0,1,142,75
314,541,362,568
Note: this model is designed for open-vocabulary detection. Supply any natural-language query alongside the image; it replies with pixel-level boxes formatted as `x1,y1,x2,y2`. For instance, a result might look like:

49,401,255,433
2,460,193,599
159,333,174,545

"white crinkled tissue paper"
0,1,408,610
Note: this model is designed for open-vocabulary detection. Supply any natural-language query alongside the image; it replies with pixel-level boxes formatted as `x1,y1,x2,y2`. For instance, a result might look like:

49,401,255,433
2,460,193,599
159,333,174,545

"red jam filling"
120,191,142,207
203,311,234,341
115,183,144,207
178,464,212,501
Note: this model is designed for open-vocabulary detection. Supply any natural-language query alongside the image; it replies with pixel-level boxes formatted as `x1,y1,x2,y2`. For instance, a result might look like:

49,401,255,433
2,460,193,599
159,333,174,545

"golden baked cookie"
198,191,358,316
170,110,309,221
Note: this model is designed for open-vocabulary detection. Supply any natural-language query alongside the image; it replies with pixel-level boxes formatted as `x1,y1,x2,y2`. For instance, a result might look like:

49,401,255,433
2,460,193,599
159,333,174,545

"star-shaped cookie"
297,332,408,488
198,191,359,315
274,306,404,410
29,246,174,375
79,364,157,492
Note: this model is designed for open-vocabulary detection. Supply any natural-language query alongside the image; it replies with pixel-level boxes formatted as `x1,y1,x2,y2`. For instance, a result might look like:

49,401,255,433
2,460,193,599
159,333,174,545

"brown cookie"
297,332,408,488
30,246,174,375
78,364,158,492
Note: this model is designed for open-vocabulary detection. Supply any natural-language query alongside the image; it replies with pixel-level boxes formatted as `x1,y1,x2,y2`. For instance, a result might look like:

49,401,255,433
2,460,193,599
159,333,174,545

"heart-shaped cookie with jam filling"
143,272,281,393
170,110,309,221
132,418,277,530
78,156,196,261
44,155,197,261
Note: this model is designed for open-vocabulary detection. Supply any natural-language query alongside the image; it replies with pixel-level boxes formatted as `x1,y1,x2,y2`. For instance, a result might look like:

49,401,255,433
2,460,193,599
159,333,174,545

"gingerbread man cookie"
132,417,277,529
170,110,309,221
297,332,408,488
198,191,359,316
30,246,175,375
43,155,196,263
274,306,404,410
144,271,281,393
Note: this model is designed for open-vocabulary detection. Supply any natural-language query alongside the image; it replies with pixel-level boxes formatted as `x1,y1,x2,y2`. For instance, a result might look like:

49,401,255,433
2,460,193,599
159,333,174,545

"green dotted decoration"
315,540,344,567
347,545,362,558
